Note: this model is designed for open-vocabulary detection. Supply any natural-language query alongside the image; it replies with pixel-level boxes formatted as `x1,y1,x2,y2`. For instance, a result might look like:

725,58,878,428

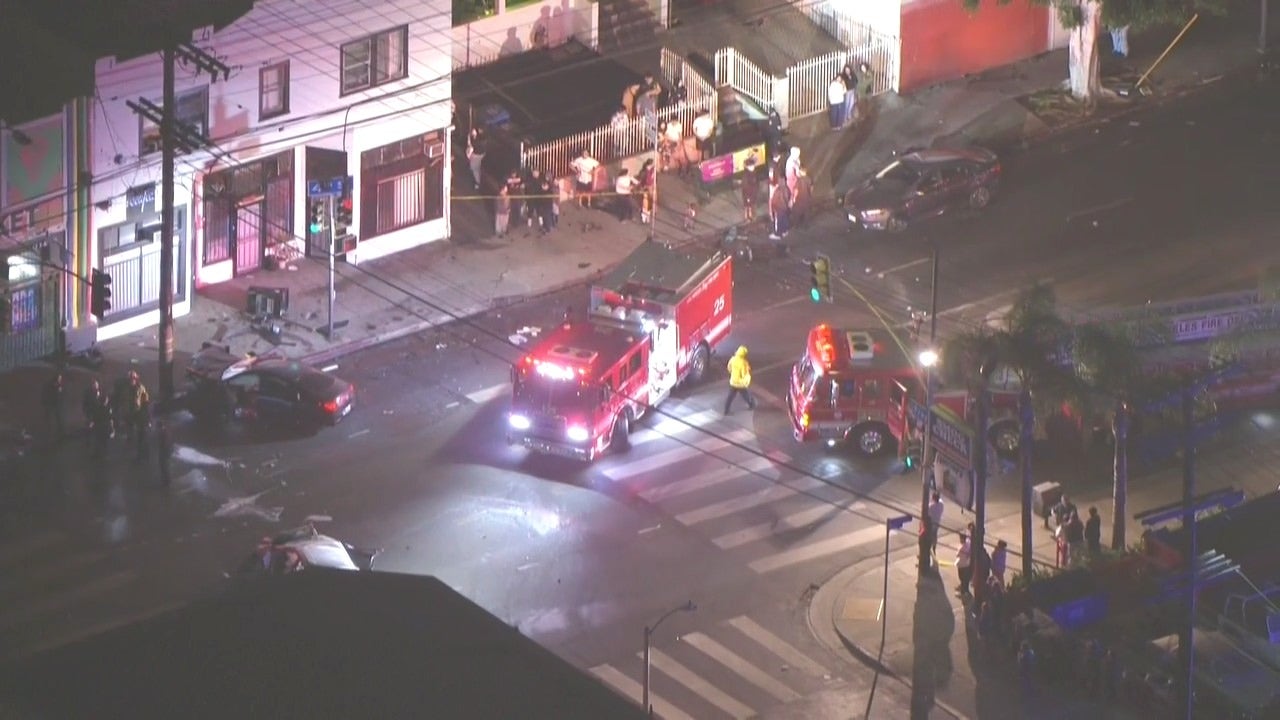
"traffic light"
334,196,353,238
308,199,328,235
90,269,112,320
809,254,832,303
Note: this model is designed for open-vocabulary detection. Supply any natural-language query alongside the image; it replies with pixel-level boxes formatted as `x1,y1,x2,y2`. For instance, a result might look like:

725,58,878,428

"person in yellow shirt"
724,346,757,414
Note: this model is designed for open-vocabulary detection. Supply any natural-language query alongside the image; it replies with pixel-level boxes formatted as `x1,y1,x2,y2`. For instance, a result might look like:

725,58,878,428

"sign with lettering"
698,142,767,184
909,398,974,470
0,196,63,238
126,184,156,219
1169,307,1280,343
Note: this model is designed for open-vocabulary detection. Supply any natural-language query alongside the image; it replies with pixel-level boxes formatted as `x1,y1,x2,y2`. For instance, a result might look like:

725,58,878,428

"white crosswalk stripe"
712,501,866,549
645,649,755,719
682,632,801,703
632,408,723,446
604,428,756,480
675,476,826,526
749,525,888,574
587,614,832,720
726,616,831,678
638,454,780,504
590,664,695,720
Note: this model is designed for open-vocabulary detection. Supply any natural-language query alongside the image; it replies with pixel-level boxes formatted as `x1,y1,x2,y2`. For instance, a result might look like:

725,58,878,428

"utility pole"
127,42,227,483
917,246,939,576
972,377,990,603
1178,384,1197,720
1112,399,1130,550
159,46,176,402
1262,0,1270,54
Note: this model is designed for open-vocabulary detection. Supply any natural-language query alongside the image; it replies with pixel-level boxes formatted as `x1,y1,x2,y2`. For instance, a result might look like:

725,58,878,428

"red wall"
899,0,1050,92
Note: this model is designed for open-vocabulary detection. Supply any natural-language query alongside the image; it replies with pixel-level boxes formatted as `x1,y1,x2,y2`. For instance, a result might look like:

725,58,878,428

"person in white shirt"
827,75,846,129
570,149,600,209
955,533,973,597
663,115,684,174
614,169,637,222
927,491,945,559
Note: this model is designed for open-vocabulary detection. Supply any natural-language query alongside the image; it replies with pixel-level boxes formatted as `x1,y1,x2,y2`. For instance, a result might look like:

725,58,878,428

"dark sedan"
184,344,354,429
842,147,1001,231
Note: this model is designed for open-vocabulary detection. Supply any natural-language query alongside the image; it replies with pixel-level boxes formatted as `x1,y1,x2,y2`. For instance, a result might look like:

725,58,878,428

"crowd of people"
42,369,156,463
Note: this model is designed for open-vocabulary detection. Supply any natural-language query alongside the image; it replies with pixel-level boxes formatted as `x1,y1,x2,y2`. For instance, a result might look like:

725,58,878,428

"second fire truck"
507,243,734,462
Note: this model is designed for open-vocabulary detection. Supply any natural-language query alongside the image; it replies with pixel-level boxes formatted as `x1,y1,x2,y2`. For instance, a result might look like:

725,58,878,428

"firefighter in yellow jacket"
724,346,758,414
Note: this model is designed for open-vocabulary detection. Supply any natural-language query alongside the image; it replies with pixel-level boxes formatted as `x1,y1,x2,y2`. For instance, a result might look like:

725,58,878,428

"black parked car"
184,343,354,429
842,147,1001,232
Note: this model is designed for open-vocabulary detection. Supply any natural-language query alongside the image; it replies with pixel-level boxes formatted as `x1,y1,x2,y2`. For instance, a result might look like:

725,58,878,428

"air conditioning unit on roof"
846,331,875,361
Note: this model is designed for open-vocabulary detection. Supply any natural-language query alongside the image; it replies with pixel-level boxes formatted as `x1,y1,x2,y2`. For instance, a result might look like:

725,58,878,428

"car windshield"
873,160,919,185
514,375,596,412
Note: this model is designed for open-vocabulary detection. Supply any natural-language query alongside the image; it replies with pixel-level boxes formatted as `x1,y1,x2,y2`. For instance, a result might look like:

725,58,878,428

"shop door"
234,201,263,275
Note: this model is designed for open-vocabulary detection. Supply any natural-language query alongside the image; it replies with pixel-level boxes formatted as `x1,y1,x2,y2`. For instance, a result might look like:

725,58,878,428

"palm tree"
943,284,1075,580
1072,322,1141,550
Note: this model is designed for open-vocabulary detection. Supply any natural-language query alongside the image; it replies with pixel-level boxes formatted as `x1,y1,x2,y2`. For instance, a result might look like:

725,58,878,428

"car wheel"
969,186,992,209
686,343,710,386
611,413,631,454
887,216,908,233
855,423,888,456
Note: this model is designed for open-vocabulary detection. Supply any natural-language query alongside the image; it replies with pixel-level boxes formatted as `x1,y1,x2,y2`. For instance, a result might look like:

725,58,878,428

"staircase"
598,0,659,52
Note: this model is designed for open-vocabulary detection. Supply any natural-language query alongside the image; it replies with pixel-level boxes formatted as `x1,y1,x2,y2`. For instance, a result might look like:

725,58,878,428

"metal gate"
234,200,262,275
0,274,58,371
101,227,186,320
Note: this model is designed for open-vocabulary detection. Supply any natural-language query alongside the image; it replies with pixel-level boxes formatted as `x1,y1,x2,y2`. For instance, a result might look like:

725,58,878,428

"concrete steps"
598,0,659,52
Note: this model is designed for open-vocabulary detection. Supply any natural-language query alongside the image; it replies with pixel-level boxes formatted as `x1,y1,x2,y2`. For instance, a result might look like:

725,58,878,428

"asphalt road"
2,71,1277,719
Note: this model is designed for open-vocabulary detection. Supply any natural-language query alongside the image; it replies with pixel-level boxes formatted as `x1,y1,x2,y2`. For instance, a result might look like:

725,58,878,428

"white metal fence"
659,47,716,102
714,3,900,124
523,92,716,179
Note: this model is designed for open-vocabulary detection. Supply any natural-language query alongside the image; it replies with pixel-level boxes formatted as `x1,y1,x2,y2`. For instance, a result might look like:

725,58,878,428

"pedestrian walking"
531,170,555,234
81,378,103,442
610,106,628,158
91,391,113,459
956,533,973,597
927,491,944,559
1050,493,1076,530
614,169,637,222
494,185,511,238
466,127,487,189
1085,506,1102,557
504,169,524,231
683,202,697,232
826,75,846,129
662,114,684,174
740,151,760,223
1065,511,1085,566
855,61,875,122
570,149,600,208
790,168,813,228
1110,25,1130,57
41,372,66,443
122,371,151,463
991,539,1008,586
723,346,757,414
637,159,656,224
784,147,802,199
621,82,641,119
767,173,790,240
840,62,858,128
637,73,661,119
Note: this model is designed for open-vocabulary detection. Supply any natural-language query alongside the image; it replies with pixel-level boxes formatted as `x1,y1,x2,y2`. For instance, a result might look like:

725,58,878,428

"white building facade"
90,0,452,341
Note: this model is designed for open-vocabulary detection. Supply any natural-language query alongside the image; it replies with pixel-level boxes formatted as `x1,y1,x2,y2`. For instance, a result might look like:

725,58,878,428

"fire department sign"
908,399,974,470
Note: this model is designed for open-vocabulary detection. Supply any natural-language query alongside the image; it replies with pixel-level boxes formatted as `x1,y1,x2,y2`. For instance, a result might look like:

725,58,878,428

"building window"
359,132,445,241
140,87,209,156
375,169,425,235
259,62,290,120
340,26,408,95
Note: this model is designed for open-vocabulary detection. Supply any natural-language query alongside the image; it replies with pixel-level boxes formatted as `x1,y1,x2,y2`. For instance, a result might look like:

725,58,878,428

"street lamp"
643,600,696,716
917,347,939,575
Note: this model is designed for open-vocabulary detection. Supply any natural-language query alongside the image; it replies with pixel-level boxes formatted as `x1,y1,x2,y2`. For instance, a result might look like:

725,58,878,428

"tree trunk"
1066,0,1104,105
1111,400,1129,551
1019,388,1035,579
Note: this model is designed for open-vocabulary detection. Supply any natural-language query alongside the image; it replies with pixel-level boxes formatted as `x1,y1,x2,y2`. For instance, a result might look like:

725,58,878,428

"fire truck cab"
508,244,734,462
786,326,922,454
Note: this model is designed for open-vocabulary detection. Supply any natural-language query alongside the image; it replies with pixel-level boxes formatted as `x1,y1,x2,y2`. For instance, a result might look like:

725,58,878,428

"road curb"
298,259,625,366
805,550,971,720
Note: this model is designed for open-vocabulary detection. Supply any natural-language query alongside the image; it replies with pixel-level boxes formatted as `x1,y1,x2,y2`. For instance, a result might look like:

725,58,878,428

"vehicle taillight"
321,399,338,414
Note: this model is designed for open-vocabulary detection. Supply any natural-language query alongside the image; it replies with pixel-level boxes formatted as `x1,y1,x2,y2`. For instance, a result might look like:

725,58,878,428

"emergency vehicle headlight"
566,425,589,442
509,414,532,430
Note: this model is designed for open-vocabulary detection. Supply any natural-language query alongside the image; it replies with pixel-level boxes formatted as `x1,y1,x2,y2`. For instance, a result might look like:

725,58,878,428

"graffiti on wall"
3,116,66,208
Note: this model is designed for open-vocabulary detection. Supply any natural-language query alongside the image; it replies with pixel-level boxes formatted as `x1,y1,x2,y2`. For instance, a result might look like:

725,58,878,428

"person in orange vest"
723,346,757,414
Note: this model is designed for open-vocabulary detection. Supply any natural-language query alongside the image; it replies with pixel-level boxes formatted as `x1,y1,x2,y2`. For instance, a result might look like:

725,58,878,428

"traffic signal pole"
327,197,336,341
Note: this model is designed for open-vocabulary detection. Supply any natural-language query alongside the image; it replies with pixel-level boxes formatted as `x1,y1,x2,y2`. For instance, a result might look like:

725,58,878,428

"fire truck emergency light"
535,361,581,381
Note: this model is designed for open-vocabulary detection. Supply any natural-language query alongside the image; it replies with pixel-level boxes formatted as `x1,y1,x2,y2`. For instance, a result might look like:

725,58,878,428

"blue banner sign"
908,398,974,470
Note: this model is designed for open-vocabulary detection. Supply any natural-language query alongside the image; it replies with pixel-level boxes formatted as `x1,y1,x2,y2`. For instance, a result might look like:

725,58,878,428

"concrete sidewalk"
811,410,1280,719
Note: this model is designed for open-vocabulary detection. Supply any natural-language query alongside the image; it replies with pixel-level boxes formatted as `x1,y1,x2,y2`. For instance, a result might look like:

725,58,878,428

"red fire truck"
507,243,734,461
784,325,1021,456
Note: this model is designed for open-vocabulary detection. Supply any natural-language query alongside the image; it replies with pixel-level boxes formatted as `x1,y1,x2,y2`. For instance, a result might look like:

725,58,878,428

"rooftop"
0,570,643,720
